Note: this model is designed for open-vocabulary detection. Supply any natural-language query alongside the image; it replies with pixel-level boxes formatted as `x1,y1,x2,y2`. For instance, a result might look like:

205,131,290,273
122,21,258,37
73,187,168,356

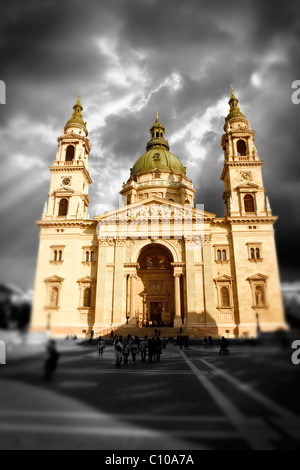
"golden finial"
156,110,159,121
231,84,235,98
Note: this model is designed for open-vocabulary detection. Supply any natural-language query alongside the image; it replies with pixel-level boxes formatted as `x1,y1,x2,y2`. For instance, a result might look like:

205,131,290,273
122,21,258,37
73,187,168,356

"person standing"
90,330,94,343
115,337,123,367
139,339,147,363
208,336,214,349
123,341,130,365
131,342,138,364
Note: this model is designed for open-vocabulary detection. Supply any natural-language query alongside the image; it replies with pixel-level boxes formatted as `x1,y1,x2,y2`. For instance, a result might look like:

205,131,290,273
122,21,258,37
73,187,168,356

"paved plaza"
0,339,299,450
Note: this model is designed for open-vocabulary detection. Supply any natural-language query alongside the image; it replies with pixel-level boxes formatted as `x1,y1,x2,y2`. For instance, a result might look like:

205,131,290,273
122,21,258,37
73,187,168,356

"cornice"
226,216,278,224
50,165,93,185
37,219,97,228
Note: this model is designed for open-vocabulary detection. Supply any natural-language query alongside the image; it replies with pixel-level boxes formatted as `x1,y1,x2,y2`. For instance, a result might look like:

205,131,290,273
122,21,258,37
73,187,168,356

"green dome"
66,114,86,127
131,147,186,176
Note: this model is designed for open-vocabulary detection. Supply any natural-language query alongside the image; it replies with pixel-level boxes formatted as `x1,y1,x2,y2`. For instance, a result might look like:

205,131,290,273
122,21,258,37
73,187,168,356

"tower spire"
65,93,87,132
225,85,246,123
146,112,170,151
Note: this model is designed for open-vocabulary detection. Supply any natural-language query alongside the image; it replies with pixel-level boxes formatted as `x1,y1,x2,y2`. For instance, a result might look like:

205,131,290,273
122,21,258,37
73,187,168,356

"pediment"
77,276,95,284
53,187,75,195
94,196,216,222
236,182,259,190
44,275,64,283
214,275,234,283
247,273,268,282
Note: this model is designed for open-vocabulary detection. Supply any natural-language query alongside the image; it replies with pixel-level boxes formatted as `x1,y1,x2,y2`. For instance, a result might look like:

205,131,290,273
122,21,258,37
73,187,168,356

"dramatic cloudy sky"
0,0,300,291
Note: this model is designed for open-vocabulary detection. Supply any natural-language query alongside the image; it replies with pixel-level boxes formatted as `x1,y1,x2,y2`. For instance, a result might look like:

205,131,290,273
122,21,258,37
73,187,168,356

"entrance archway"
137,245,175,327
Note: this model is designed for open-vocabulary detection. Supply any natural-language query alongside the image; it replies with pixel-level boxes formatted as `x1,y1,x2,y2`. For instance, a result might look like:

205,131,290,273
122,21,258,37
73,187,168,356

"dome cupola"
131,113,186,177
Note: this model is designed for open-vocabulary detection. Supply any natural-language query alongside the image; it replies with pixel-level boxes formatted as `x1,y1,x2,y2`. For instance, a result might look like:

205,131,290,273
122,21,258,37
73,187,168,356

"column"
129,275,137,327
174,274,182,327
94,242,107,326
202,234,217,330
112,241,125,326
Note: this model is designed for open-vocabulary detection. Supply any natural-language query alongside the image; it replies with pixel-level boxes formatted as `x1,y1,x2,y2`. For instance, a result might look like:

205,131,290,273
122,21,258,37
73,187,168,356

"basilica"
31,89,287,338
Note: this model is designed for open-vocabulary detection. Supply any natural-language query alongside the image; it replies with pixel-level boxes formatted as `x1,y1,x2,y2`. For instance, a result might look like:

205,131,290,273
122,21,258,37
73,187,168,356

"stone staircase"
96,326,219,339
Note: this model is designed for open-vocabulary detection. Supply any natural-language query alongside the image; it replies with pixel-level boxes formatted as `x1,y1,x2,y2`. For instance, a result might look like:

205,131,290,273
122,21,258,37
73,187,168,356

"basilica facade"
31,90,287,338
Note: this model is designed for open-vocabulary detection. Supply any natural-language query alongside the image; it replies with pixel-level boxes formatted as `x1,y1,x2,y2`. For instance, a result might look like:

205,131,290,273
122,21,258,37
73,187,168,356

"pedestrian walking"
219,337,229,355
209,335,214,349
44,340,60,382
204,336,208,349
184,335,189,350
154,337,162,362
98,339,106,357
148,338,154,363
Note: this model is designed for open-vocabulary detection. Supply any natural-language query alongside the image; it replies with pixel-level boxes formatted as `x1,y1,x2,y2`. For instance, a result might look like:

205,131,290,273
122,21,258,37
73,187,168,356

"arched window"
50,287,59,307
91,251,95,262
86,251,90,262
244,194,255,213
221,287,230,307
54,250,58,261
237,140,247,156
156,132,159,138
59,251,63,261
250,248,255,259
217,250,222,261
256,248,260,259
65,145,75,162
58,199,69,216
83,288,92,308
222,250,227,261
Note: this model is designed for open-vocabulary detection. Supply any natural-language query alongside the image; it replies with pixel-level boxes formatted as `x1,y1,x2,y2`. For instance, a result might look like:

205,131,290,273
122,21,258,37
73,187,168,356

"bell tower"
43,95,92,221
221,87,271,218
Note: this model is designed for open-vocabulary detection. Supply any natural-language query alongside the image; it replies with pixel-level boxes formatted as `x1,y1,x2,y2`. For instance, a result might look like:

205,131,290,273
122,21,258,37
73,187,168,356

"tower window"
59,199,69,216
66,145,75,162
247,244,263,261
221,287,230,307
51,246,65,263
244,194,255,213
83,288,92,308
217,250,222,261
222,250,227,261
237,140,247,156
86,251,90,262
156,132,160,138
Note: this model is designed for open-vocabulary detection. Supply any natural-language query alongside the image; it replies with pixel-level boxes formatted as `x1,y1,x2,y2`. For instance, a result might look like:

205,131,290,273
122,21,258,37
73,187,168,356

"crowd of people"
43,333,230,380
109,335,165,367
94,333,229,366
